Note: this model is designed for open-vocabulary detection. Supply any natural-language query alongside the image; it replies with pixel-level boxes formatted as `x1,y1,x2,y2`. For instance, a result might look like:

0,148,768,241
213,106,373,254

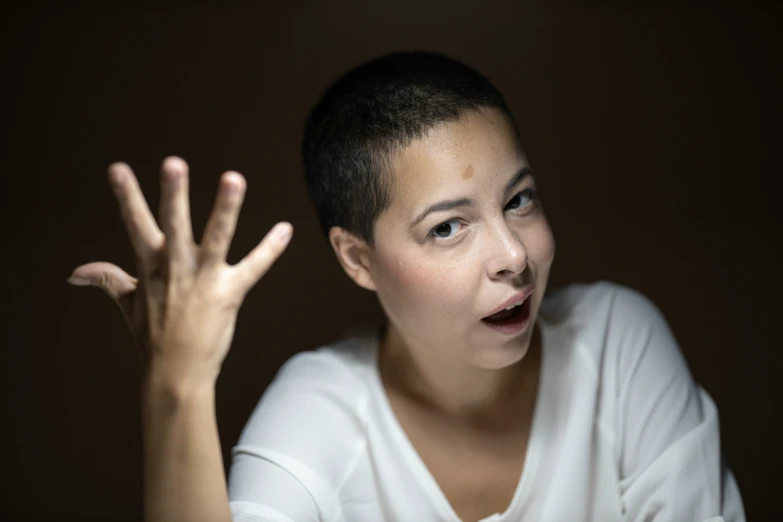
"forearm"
141,374,232,522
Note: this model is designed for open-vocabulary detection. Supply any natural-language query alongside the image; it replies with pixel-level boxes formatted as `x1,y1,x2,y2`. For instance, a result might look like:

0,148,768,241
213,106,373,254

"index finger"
108,162,165,270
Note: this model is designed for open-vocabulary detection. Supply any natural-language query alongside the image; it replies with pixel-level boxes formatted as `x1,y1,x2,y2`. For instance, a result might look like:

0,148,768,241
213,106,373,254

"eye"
430,219,461,239
505,188,537,211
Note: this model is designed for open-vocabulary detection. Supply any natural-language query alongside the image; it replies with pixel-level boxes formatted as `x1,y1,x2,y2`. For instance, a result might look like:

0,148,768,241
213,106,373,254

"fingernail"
276,223,293,242
67,276,91,286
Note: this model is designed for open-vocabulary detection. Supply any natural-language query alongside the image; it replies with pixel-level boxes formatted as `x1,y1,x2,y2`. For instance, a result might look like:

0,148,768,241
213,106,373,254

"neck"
378,324,541,424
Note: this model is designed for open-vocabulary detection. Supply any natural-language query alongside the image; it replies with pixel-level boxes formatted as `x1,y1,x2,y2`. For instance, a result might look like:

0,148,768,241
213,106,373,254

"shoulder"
540,279,666,332
540,280,676,374
239,333,375,438
232,334,376,487
228,335,378,520
271,333,375,395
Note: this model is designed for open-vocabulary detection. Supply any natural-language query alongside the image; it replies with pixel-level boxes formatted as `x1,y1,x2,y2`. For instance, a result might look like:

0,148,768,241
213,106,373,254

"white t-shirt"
228,281,745,522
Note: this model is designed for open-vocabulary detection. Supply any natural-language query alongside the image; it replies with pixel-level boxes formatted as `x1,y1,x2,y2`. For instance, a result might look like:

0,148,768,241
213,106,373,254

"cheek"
527,219,556,272
374,253,472,324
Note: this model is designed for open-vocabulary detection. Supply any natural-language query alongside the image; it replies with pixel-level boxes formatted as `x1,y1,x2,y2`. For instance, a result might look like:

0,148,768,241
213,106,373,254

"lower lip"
480,298,532,335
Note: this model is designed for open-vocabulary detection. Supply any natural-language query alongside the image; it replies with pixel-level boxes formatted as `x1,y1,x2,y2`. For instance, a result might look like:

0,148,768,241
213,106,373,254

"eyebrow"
409,166,533,228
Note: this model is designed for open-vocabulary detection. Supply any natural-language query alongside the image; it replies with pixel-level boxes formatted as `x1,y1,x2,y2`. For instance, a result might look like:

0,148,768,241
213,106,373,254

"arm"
68,157,293,522
142,377,229,522
610,287,744,522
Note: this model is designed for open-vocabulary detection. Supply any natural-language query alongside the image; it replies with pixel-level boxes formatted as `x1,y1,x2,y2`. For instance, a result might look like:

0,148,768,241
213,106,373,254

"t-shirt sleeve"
227,350,366,522
608,286,745,522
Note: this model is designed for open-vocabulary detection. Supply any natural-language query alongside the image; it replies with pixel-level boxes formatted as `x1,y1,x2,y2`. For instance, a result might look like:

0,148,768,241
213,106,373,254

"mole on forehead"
462,165,474,180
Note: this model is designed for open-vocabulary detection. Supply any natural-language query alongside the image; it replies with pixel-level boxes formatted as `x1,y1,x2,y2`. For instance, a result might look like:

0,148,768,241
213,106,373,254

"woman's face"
367,107,555,369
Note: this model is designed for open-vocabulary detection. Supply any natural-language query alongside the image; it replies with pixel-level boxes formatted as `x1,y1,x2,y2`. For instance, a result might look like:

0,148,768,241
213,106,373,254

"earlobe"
329,227,377,291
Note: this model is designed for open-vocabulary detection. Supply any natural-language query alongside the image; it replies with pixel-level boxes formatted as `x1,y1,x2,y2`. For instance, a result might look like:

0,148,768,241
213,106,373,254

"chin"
471,335,532,370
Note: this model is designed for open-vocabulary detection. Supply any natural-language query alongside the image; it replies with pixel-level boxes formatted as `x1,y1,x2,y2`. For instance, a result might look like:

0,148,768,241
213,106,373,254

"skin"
69,106,554,522
330,107,556,520
69,158,293,522
331,107,556,421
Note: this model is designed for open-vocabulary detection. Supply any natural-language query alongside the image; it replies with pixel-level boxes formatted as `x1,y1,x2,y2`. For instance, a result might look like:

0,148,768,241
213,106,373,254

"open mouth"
481,296,531,326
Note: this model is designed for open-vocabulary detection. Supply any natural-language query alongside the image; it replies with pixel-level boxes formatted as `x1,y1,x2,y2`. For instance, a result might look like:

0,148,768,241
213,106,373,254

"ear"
329,227,377,291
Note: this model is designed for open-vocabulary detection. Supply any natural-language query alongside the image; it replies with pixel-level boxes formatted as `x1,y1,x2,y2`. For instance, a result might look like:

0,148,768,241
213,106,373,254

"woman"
67,52,744,521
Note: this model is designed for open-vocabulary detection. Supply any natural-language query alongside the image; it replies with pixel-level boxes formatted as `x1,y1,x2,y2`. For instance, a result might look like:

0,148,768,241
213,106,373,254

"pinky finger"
231,222,293,295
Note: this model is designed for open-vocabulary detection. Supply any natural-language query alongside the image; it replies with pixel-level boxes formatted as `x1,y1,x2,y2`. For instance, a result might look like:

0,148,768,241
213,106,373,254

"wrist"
142,363,217,412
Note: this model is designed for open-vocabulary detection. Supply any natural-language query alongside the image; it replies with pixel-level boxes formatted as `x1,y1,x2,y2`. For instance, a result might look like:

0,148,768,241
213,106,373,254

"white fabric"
228,281,745,522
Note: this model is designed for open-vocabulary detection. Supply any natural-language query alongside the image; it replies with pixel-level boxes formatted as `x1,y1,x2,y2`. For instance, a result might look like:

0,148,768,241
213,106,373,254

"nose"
485,223,527,279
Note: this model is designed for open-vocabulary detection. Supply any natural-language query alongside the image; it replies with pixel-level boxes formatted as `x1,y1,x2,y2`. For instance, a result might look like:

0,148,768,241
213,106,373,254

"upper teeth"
505,300,523,310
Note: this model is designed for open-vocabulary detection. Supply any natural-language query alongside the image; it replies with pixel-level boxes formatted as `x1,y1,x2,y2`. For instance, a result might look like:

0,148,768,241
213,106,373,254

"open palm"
68,157,292,383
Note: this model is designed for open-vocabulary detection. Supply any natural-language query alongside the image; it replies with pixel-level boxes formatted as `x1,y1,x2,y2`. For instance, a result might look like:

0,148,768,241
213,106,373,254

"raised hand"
68,156,292,386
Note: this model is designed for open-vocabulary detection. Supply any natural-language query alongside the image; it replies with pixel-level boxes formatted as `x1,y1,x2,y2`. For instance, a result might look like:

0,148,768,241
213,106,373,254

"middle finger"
158,156,195,277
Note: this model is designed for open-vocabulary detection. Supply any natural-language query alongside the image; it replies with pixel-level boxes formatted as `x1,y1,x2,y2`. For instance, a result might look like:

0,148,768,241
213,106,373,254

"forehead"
386,108,526,211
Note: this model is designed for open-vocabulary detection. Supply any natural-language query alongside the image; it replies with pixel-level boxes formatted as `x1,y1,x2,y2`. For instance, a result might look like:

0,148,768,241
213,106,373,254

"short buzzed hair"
302,51,518,245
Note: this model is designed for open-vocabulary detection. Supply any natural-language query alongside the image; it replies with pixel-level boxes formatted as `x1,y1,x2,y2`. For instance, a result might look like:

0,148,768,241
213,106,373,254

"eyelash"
428,188,539,243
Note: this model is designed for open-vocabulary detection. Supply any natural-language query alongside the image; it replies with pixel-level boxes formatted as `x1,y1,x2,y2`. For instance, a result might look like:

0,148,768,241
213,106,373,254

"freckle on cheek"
391,260,428,287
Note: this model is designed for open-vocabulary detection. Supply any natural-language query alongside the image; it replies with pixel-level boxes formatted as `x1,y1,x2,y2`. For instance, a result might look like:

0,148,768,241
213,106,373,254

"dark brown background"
4,2,780,521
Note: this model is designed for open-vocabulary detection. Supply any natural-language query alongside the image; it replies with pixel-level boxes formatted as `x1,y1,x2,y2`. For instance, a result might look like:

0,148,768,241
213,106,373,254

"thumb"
67,262,138,302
